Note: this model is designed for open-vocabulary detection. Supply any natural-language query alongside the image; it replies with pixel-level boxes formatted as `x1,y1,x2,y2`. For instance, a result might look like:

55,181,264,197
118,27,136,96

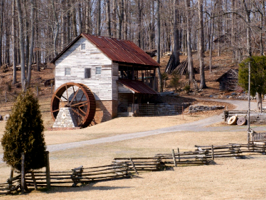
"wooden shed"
51,34,160,124
216,69,239,91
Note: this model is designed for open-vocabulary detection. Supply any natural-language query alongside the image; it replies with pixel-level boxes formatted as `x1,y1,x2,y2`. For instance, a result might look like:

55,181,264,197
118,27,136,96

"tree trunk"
12,0,17,84
137,0,143,48
185,0,194,86
97,0,101,36
257,93,263,113
112,0,117,38
52,0,59,57
231,0,236,62
106,0,111,37
260,11,264,55
209,11,213,72
157,0,160,63
71,0,77,38
0,0,3,67
27,0,34,86
198,0,206,89
118,0,124,39
85,0,91,34
16,0,26,91
173,0,180,68
23,0,29,74
77,3,82,35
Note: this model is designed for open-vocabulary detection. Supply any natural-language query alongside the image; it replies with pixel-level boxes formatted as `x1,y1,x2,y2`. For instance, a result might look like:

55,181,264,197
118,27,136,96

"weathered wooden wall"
55,37,119,101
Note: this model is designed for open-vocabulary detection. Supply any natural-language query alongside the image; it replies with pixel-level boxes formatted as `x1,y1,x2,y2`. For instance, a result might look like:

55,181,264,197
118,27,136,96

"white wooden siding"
55,37,118,101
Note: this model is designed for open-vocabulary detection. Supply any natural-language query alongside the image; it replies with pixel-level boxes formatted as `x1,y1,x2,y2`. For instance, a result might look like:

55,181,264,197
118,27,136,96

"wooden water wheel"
51,82,96,128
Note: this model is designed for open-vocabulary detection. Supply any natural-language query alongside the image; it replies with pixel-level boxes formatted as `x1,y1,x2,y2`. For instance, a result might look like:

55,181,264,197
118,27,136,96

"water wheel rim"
51,82,96,127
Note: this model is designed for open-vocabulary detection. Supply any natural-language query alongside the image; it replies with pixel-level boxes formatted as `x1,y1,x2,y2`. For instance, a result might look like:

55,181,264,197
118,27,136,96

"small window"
85,68,91,78
81,44,85,50
65,68,71,75
96,67,101,74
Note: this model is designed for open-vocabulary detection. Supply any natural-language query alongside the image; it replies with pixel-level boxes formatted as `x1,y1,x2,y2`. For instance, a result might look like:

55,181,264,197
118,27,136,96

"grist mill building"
51,33,160,124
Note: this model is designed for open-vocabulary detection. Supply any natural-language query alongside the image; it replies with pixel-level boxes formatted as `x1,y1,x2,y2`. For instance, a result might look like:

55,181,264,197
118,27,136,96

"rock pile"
189,105,225,113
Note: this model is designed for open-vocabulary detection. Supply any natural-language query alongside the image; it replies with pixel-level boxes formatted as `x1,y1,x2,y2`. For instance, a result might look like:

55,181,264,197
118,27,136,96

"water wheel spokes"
51,82,96,128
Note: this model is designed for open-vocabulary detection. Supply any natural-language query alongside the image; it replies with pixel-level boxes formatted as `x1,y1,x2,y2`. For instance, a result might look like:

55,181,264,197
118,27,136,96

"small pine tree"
170,72,180,92
239,56,266,112
1,89,46,171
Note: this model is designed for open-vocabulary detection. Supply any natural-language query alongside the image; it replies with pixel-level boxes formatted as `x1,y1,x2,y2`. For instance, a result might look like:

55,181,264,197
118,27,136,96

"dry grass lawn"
2,98,264,199
1,130,266,199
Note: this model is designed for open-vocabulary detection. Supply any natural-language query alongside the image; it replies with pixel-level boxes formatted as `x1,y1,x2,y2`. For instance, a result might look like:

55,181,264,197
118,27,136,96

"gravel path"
0,99,258,163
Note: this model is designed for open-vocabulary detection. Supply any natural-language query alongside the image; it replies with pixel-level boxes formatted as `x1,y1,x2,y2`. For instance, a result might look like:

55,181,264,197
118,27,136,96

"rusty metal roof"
51,34,160,68
117,79,158,95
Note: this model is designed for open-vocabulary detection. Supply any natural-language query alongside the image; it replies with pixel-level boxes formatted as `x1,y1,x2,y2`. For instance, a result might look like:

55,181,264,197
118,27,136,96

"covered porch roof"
117,79,158,95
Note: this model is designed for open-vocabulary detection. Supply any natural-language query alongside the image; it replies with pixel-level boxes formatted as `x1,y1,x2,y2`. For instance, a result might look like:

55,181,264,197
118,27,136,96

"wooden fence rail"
1,143,266,195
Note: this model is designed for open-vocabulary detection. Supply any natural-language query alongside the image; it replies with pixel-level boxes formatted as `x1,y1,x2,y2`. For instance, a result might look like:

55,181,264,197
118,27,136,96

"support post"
211,145,214,160
172,149,177,167
130,158,138,175
46,151,50,189
177,148,180,162
31,171,37,190
21,152,25,194
8,168,14,191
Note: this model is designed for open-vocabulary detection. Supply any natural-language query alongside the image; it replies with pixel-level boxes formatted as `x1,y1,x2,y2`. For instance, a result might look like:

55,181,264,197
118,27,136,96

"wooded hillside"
0,0,265,90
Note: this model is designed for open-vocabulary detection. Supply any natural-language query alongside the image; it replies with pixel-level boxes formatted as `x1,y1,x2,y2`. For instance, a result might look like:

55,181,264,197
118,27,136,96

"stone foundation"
53,107,78,128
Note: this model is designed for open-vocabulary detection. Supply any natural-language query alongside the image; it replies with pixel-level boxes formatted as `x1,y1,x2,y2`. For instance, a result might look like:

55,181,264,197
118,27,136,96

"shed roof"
117,79,158,95
51,34,160,68
216,69,239,82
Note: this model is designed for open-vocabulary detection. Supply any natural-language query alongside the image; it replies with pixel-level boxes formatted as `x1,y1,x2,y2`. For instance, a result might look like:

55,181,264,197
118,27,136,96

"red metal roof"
117,79,158,95
51,34,160,68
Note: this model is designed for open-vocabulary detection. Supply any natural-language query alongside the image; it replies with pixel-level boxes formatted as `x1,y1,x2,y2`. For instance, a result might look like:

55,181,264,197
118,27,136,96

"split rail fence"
1,142,265,195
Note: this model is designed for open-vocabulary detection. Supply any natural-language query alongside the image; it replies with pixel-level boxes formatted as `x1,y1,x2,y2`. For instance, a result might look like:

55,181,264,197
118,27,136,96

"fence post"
177,148,180,162
211,145,214,160
31,171,37,190
172,149,177,167
46,151,50,189
5,91,7,102
21,152,25,194
8,168,14,191
130,158,138,175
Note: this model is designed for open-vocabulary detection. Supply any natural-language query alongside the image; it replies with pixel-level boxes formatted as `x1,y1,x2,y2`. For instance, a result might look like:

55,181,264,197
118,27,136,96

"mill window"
81,44,86,50
65,68,71,75
85,68,91,78
96,67,102,74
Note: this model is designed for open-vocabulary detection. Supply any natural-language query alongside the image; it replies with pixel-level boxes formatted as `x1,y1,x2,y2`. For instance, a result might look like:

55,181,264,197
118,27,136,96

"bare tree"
117,0,124,39
16,0,26,91
12,0,17,84
185,0,194,86
27,0,35,86
106,0,111,37
97,0,101,35
172,0,180,70
198,0,206,89
0,0,3,67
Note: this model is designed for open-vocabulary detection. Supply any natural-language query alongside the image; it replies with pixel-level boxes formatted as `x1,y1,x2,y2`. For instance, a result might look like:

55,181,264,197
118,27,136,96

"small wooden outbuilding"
216,69,239,91
51,34,160,124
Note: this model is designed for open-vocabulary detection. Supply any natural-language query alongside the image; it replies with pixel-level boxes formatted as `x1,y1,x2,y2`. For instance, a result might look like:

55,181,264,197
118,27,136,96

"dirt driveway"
43,99,258,153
